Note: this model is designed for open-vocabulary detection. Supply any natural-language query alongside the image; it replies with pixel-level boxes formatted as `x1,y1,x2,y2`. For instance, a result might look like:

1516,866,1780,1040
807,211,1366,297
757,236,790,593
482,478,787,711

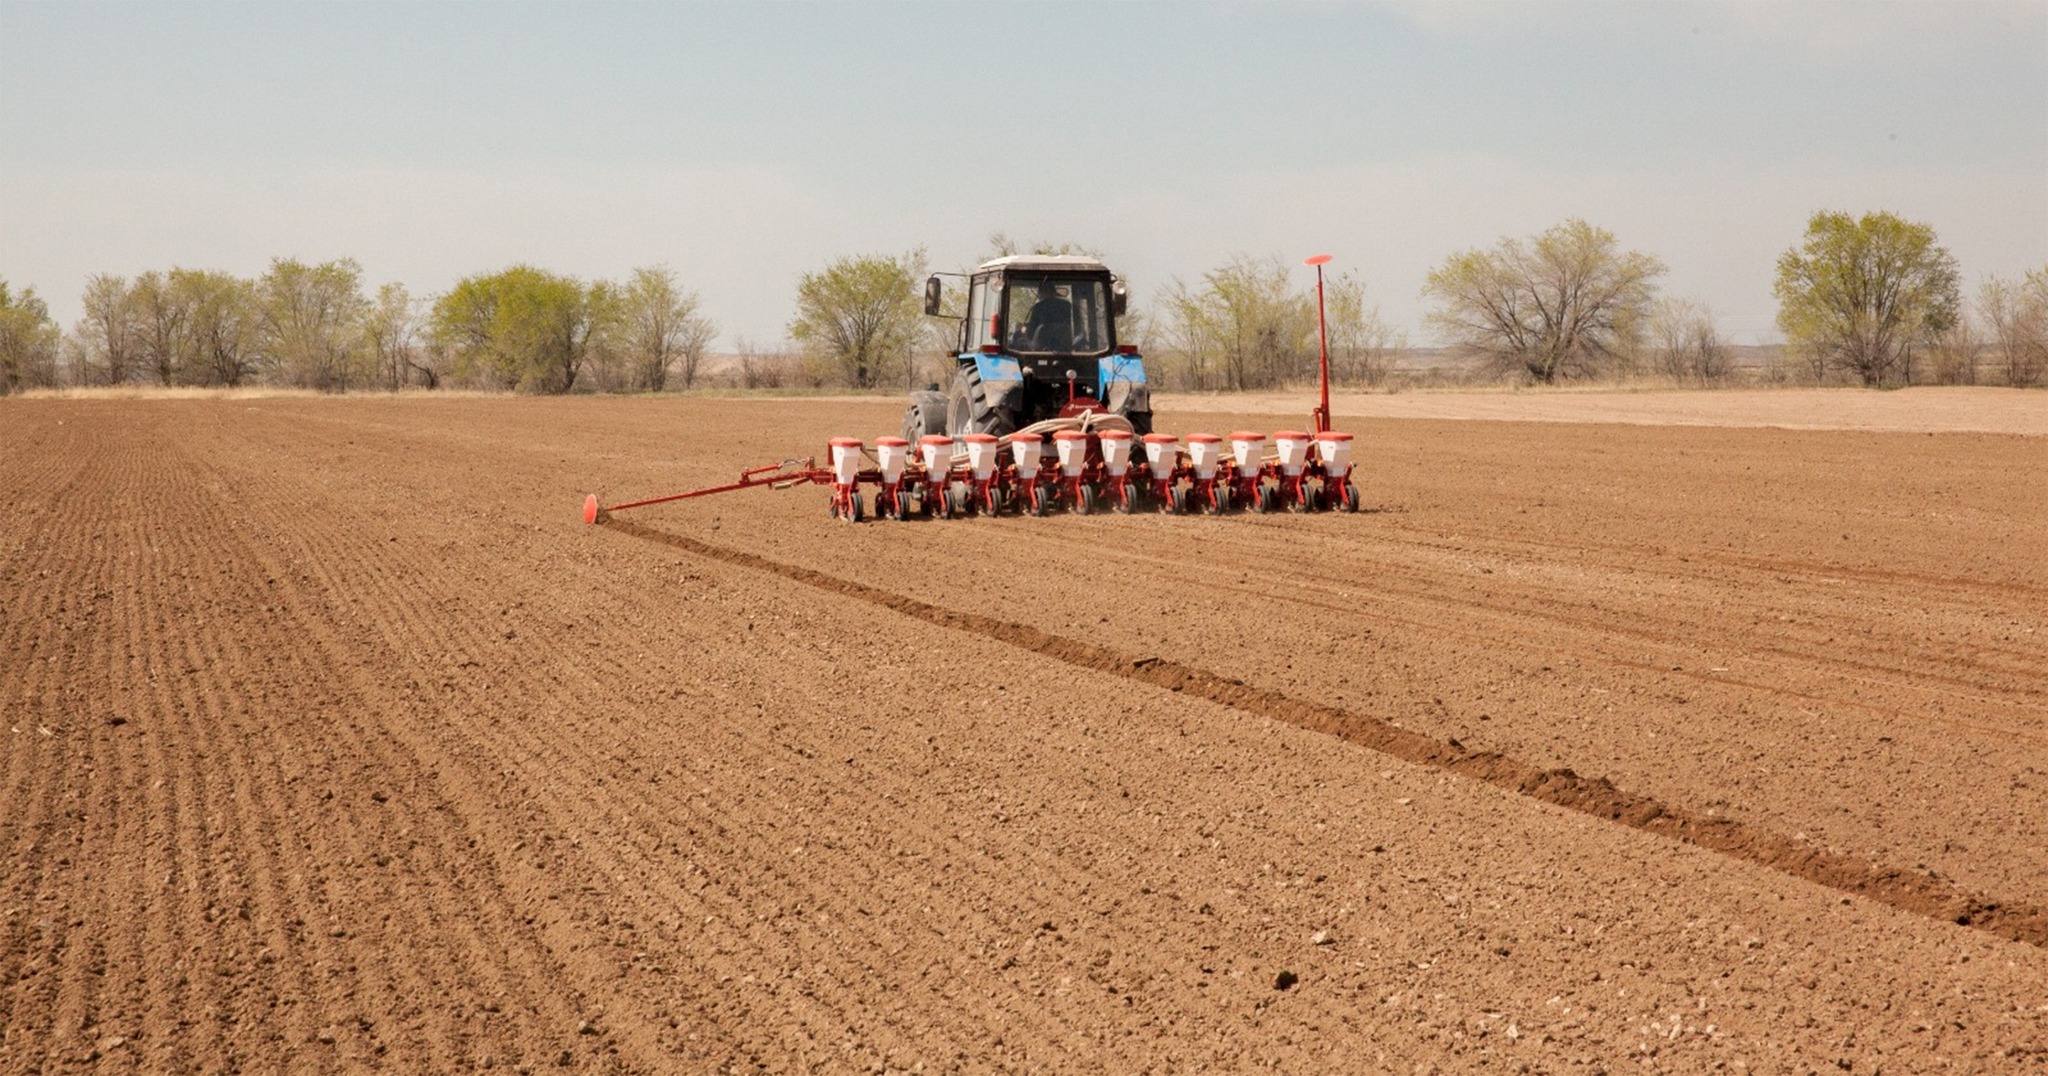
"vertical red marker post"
1304,254,1333,434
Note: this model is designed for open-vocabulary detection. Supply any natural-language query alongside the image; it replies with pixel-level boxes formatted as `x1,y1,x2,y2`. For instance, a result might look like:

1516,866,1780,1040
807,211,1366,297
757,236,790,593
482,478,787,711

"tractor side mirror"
923,276,942,317
1109,276,1129,318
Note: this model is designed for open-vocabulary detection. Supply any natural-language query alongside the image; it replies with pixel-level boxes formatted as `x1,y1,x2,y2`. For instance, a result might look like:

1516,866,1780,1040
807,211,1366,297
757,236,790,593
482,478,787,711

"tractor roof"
974,254,1110,274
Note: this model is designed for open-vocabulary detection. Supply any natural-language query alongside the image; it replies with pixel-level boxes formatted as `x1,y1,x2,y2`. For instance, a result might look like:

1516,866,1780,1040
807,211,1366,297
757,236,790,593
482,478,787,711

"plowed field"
4,391,2045,1073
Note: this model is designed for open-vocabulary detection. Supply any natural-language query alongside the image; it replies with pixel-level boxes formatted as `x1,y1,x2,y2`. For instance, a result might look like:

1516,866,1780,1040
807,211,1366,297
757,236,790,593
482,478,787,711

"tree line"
3,211,2042,396
0,260,714,395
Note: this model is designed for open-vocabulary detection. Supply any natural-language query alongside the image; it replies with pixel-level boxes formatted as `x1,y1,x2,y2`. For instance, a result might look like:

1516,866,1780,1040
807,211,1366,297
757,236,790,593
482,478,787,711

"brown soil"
3,393,2044,1072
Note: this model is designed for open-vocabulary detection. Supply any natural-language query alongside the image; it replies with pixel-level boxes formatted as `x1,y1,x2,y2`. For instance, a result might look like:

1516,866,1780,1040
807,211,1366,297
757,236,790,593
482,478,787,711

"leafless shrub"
732,339,802,390
1981,268,2047,388
1648,298,1733,384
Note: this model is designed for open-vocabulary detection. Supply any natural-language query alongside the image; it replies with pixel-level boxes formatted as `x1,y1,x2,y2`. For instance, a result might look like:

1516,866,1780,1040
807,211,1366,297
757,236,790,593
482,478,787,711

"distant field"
1162,385,2048,436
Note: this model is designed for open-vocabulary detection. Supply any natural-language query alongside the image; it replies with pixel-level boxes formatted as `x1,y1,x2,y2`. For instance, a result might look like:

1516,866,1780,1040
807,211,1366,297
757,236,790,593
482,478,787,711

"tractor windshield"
1003,275,1110,356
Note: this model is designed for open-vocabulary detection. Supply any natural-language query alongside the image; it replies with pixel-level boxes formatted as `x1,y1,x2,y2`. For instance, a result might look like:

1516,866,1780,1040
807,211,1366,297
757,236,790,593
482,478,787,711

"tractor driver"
1017,280,1074,352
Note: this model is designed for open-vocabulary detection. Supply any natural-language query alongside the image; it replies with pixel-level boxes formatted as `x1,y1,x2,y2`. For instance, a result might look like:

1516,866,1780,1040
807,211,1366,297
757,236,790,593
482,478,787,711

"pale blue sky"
4,1,2043,346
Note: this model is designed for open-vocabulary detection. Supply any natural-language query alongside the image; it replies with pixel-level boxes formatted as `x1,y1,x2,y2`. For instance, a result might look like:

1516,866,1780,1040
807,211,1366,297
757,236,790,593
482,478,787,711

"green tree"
0,280,62,394
1423,219,1665,384
171,269,259,387
617,266,716,391
255,258,372,391
1773,210,1960,387
788,250,926,388
430,266,610,393
1160,255,1313,391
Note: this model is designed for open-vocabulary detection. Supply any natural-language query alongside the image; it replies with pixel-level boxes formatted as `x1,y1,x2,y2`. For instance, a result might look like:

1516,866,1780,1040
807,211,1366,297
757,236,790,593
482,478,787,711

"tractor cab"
906,255,1151,442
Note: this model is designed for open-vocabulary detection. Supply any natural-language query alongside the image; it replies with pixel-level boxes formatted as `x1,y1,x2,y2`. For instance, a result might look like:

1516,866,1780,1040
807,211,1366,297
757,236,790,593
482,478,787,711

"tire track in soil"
604,517,2048,951
192,411,1199,1070
1005,518,2045,735
731,505,2048,902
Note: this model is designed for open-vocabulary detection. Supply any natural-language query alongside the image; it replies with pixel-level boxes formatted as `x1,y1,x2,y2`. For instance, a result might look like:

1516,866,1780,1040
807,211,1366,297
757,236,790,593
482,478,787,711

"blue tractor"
902,255,1152,443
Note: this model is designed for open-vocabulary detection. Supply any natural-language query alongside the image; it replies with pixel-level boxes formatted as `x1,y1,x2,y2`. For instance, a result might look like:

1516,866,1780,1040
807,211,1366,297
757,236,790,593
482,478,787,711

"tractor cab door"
964,274,1002,353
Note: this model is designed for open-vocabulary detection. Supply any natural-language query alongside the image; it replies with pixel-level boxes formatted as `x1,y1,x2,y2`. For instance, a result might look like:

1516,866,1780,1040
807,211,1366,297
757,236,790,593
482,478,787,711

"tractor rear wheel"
946,366,1016,439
